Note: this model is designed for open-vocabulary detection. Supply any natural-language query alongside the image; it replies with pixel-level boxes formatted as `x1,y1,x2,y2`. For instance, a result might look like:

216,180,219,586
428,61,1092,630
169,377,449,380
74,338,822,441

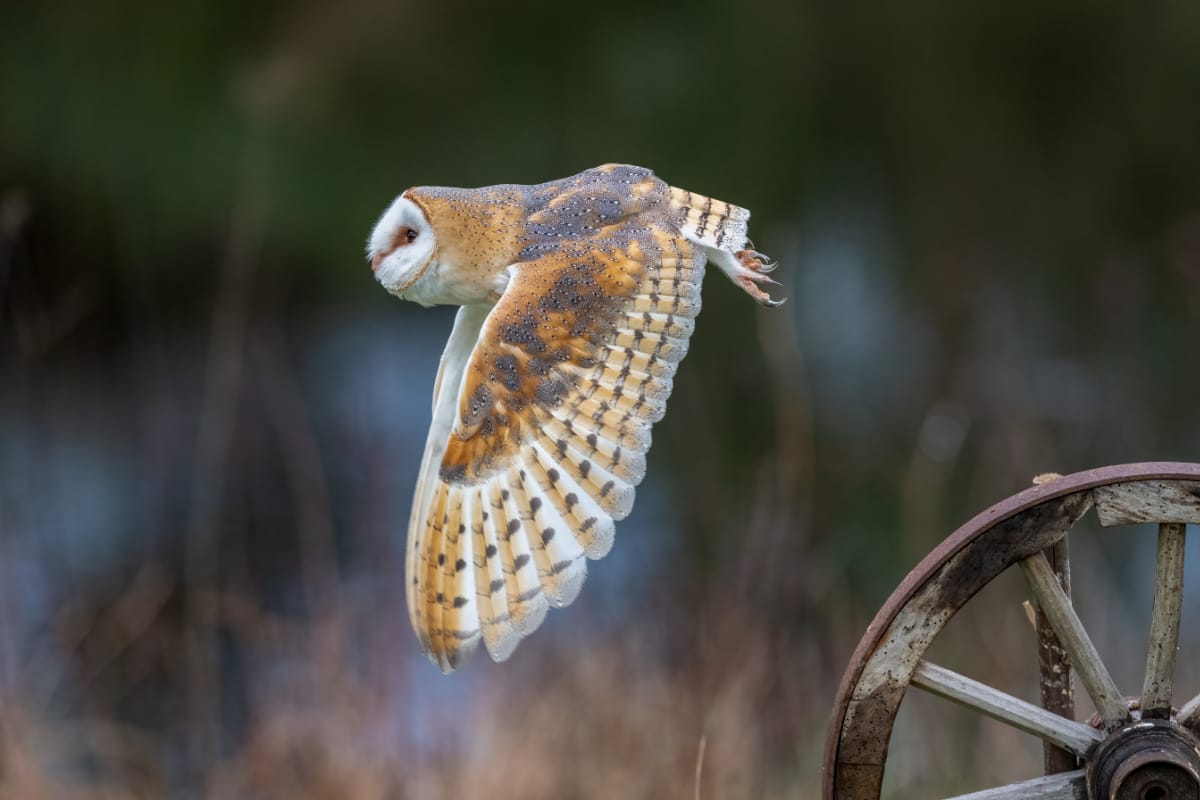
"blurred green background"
2,1,1199,797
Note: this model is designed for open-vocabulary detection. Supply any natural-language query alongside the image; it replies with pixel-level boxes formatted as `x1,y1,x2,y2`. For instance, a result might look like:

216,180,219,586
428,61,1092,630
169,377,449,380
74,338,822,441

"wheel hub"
1087,719,1200,800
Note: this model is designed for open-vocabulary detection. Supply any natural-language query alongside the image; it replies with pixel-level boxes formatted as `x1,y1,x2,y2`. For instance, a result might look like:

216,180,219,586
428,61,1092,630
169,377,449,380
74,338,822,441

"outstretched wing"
407,225,705,671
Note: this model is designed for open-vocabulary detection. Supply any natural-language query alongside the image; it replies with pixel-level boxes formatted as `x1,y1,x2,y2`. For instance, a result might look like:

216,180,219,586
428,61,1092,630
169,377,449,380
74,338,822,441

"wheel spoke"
1020,552,1130,730
941,769,1086,800
1034,537,1076,775
911,661,1102,757
1180,691,1200,730
1142,523,1187,718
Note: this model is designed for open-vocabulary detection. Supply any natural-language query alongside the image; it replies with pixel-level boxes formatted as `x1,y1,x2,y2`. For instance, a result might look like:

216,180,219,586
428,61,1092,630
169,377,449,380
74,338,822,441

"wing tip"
486,629,522,662
420,628,483,674
511,594,550,639
603,484,637,520
581,519,616,559
546,558,588,608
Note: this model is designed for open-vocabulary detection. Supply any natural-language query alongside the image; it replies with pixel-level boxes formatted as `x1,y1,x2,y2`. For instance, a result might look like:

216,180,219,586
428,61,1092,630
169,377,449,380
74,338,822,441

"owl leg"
707,247,785,307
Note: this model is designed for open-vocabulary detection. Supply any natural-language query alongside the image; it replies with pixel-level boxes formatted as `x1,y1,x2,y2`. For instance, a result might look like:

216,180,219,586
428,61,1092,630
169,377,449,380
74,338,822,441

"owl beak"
370,251,384,272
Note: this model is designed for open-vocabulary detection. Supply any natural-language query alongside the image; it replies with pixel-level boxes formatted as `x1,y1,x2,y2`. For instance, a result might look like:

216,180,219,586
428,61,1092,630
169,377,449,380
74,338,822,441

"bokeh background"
3,2,1200,798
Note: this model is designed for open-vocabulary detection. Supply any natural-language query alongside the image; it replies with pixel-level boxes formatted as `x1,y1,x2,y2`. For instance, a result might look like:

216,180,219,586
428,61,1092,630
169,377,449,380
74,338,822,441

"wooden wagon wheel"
823,462,1200,799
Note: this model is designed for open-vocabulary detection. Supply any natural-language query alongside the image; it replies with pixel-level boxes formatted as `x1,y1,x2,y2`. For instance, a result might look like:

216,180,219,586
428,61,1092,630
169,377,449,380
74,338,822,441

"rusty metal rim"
821,461,1200,799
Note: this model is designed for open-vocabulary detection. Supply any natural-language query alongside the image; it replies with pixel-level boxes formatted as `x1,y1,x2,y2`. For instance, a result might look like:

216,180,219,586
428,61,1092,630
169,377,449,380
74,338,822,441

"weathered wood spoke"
1180,692,1200,731
1142,522,1187,718
911,661,1102,756
1020,552,1130,730
1035,538,1076,775
942,769,1087,800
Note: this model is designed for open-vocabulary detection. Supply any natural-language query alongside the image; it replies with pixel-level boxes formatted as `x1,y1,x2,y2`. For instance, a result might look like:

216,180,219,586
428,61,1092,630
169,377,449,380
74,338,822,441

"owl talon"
711,248,786,307
737,276,787,307
736,249,778,274
744,272,780,286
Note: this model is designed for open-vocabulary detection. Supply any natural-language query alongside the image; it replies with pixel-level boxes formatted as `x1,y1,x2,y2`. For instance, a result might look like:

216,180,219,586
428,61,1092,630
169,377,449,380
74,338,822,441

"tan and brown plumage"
367,164,782,671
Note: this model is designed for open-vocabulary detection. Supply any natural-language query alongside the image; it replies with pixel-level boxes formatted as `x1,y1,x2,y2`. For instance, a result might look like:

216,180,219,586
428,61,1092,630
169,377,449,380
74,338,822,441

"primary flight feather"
367,164,782,672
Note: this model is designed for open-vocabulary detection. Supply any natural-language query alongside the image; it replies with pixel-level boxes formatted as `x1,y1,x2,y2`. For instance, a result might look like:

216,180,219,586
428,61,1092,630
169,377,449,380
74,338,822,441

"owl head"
367,192,436,296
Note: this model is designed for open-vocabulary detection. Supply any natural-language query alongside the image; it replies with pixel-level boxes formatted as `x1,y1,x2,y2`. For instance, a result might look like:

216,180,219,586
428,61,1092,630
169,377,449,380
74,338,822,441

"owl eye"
391,226,419,249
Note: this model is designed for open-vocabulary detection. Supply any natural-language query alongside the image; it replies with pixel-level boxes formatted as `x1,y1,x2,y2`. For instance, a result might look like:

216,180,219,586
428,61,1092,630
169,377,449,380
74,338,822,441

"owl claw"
736,249,777,272
743,272,780,286
743,250,777,272
730,249,785,305
710,247,786,307
736,275,787,306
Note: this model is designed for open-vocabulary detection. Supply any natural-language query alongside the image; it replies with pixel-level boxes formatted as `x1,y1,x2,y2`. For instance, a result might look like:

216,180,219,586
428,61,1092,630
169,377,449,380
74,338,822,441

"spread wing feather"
406,225,705,671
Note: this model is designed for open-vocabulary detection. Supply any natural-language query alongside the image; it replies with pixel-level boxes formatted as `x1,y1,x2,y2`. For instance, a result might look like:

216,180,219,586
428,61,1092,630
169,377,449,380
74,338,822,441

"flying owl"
367,164,782,672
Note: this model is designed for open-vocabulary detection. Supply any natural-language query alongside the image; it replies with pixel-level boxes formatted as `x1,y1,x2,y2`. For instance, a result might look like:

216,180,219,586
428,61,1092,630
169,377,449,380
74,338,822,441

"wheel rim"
822,462,1200,799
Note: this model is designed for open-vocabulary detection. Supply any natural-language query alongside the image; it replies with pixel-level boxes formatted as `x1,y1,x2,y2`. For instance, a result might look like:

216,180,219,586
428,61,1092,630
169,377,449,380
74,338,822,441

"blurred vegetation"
2,1,1200,797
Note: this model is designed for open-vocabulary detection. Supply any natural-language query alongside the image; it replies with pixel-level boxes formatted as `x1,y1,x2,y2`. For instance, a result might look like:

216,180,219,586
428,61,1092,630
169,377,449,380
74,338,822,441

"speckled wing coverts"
375,165,780,671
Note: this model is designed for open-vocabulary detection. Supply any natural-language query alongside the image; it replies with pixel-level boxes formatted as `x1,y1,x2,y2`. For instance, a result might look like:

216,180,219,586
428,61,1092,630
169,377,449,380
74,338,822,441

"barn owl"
367,164,782,672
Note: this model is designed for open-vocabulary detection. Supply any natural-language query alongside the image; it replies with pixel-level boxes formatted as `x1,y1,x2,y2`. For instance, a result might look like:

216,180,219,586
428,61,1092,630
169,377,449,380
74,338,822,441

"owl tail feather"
669,185,784,307
669,186,750,254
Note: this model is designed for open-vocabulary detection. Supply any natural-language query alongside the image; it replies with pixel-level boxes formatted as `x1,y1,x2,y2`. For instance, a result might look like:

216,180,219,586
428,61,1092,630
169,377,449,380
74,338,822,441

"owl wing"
407,225,705,671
